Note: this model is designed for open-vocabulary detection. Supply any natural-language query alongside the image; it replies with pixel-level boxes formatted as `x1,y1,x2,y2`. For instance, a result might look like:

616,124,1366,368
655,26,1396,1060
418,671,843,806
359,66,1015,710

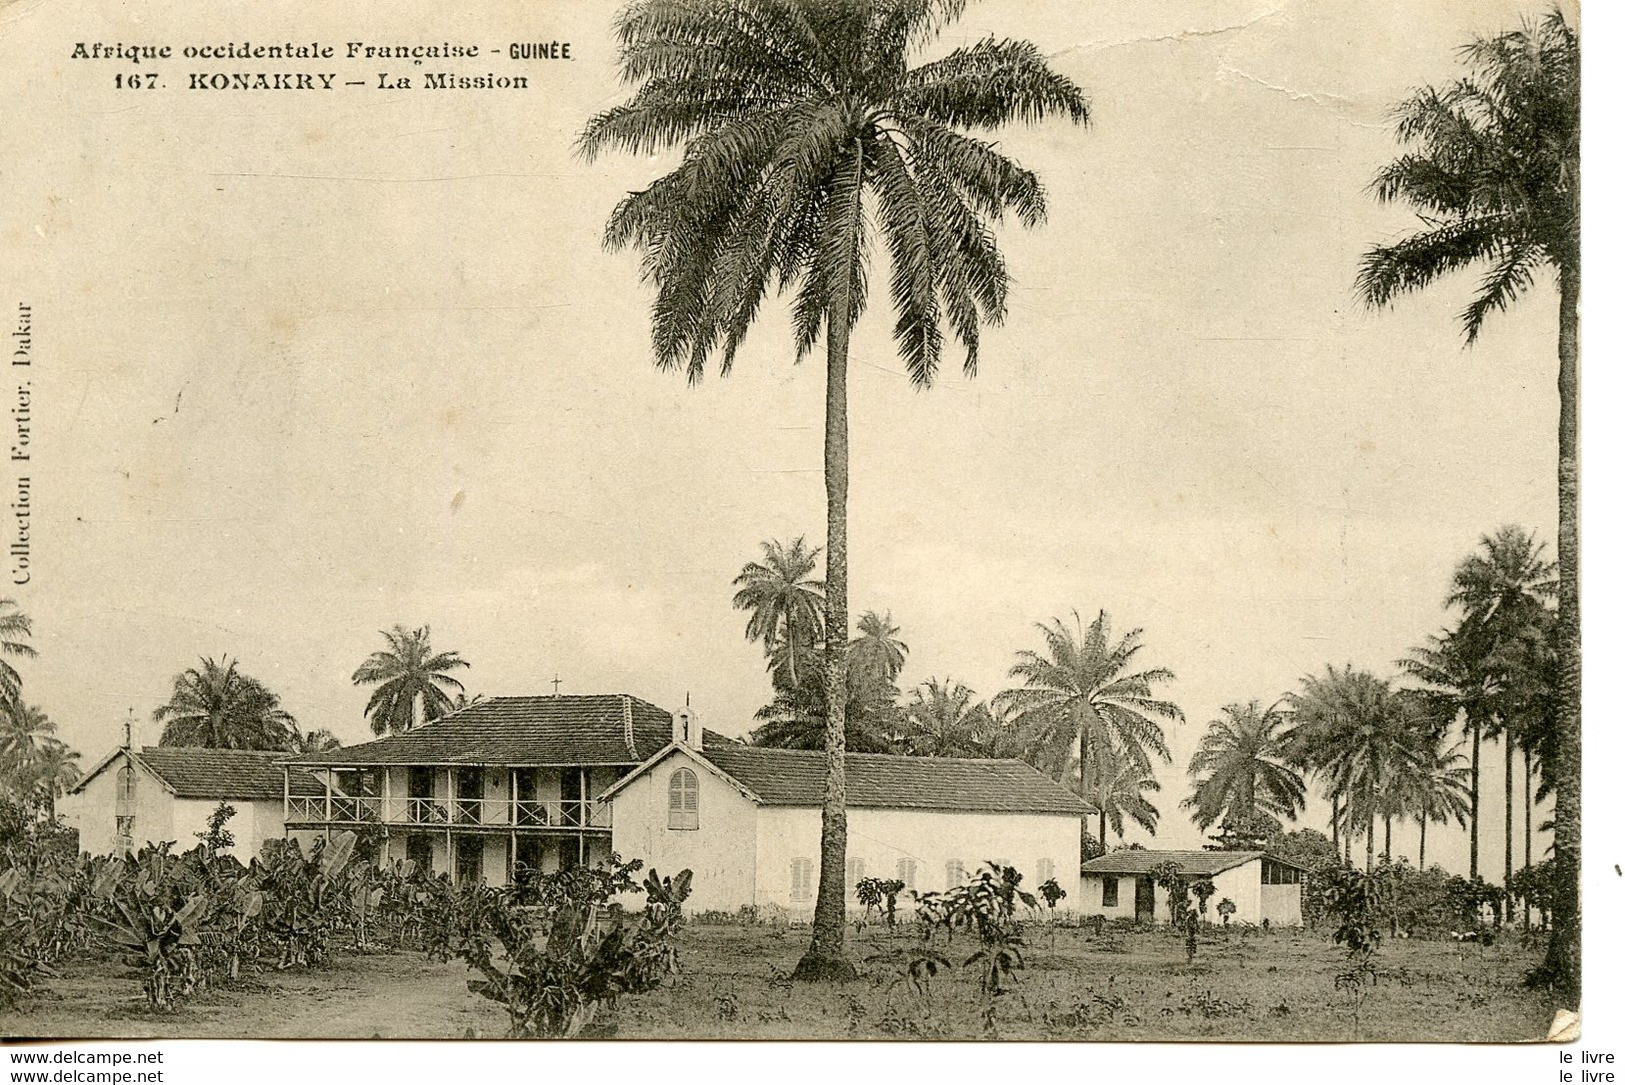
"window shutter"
1037,858,1055,883
897,858,917,888
791,857,813,901
667,768,699,830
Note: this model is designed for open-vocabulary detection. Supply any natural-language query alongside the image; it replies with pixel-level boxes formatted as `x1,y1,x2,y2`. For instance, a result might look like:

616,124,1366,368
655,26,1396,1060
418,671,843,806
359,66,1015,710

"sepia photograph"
0,0,1599,1061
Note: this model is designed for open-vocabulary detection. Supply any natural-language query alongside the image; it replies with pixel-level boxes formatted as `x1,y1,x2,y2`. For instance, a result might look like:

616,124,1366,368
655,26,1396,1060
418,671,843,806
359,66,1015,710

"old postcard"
0,0,1593,1059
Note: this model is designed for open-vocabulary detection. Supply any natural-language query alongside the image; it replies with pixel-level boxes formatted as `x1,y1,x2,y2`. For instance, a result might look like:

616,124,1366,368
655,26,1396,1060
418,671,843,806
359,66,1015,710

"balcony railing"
285,795,611,830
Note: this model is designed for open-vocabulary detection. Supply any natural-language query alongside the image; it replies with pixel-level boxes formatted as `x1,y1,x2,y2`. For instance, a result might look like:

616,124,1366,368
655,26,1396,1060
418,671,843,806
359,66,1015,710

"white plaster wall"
1207,862,1261,925
58,759,285,863
752,807,1081,916
1261,883,1303,926
1078,873,1141,919
608,750,759,913
61,755,173,856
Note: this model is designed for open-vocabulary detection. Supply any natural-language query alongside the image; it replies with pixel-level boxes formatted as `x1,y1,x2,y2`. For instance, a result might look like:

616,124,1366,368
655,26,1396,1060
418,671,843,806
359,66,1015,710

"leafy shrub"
855,876,905,927
458,856,693,1037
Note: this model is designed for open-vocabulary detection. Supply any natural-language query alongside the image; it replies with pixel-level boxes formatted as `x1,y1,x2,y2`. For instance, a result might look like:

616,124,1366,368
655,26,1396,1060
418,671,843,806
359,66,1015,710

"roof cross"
551,674,562,696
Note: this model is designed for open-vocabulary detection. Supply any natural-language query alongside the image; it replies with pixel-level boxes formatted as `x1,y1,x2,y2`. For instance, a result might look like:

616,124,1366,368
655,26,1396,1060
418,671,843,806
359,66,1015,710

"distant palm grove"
731,524,1564,916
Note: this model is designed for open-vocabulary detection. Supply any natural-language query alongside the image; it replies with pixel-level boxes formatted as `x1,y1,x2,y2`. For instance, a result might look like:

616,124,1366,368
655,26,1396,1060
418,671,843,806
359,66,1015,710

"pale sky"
0,0,1580,875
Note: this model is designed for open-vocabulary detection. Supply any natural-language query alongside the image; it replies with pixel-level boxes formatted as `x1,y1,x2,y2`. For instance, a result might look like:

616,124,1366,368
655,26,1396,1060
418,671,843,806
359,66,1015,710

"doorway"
1134,876,1156,922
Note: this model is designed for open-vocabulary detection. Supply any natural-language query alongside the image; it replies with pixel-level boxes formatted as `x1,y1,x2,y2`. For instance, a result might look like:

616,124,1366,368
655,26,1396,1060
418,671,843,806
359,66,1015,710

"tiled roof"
1079,849,1308,877
135,747,326,801
291,695,705,766
694,746,1092,816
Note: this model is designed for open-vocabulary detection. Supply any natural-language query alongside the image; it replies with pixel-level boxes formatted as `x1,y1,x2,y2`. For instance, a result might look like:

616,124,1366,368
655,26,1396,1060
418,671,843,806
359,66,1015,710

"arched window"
667,768,699,830
117,764,135,802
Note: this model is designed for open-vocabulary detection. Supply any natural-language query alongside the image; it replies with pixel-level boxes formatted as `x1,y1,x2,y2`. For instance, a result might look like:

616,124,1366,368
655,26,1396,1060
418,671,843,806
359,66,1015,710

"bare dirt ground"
1,922,1556,1042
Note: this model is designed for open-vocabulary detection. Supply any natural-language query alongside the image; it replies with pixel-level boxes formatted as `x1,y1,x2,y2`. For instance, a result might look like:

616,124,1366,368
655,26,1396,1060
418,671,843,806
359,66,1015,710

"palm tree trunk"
1330,795,1340,857
795,211,860,982
1469,715,1481,880
1365,813,1374,873
1524,748,1533,930
1503,729,1514,924
1418,817,1427,870
1543,260,1580,1004
1383,816,1391,863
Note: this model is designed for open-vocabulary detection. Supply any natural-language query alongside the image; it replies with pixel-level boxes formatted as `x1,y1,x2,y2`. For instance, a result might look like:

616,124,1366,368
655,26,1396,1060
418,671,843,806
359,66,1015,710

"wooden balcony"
284,794,611,832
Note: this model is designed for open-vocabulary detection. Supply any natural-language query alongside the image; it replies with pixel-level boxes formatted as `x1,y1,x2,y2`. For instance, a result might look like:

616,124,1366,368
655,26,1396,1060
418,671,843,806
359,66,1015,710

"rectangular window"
896,858,917,889
115,815,134,852
946,858,965,887
790,857,814,902
845,856,865,891
1102,876,1120,908
1037,858,1055,884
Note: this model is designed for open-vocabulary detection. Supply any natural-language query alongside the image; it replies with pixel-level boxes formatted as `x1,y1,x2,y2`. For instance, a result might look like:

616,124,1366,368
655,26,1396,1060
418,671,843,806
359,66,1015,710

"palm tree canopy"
732,538,826,689
351,625,470,736
0,598,37,704
1356,9,1577,340
0,701,55,775
1081,743,1161,841
292,727,343,755
1183,699,1306,831
897,677,996,757
579,0,1089,385
994,609,1182,790
1285,664,1424,837
850,610,908,686
153,657,299,751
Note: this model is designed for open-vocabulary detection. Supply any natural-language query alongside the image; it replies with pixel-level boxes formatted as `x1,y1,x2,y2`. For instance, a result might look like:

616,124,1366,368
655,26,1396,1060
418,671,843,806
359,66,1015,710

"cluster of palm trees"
1183,526,1558,900
734,540,1182,845
149,625,471,755
589,0,1579,996
153,656,339,754
0,599,80,817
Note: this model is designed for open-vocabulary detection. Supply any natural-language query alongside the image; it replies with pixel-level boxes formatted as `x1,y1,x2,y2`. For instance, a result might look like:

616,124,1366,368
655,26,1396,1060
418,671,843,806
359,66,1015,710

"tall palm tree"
1183,700,1305,832
1450,527,1554,912
581,0,1088,980
1396,726,1472,870
995,610,1183,843
732,538,826,691
1285,665,1415,872
850,611,908,688
0,598,36,705
897,677,995,758
154,657,299,750
1398,626,1500,878
351,626,469,736
1356,10,1578,999
1080,742,1161,843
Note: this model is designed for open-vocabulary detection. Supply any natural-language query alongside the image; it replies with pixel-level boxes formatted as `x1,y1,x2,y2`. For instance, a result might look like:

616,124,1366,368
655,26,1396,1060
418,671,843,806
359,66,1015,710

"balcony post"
282,766,290,838
445,766,454,881
324,769,333,841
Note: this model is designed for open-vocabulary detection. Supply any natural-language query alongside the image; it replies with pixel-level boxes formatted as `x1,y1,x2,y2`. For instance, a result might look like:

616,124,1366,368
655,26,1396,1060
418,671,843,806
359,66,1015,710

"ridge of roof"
607,742,1092,817
290,693,677,766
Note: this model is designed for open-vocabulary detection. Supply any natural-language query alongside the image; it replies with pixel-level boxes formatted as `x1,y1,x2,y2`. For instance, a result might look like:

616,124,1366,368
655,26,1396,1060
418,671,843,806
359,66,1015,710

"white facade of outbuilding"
60,746,326,863
1077,849,1307,926
602,722,1090,916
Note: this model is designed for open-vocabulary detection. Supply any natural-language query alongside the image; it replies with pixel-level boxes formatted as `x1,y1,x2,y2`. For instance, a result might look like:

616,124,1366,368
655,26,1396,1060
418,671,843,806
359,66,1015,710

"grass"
0,921,1557,1041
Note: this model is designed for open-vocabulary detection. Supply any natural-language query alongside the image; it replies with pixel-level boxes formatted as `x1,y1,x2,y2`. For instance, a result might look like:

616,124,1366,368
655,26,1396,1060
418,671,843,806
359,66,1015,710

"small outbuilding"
1077,849,1309,927
601,717,1090,915
60,746,326,863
